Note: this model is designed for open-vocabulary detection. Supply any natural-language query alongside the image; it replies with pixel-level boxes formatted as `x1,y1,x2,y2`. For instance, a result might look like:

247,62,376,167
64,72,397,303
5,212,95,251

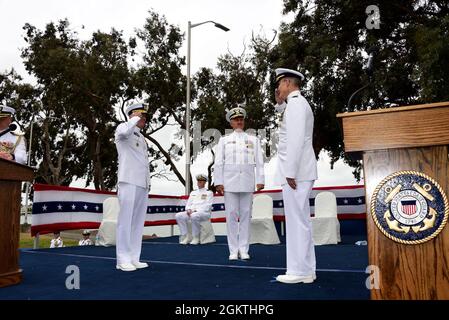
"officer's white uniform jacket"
115,117,151,189
78,239,93,246
0,128,27,164
50,237,63,248
185,188,214,213
276,90,317,184
214,131,265,193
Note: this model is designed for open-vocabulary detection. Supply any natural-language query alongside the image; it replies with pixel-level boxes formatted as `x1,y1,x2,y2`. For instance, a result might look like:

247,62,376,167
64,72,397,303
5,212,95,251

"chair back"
252,194,274,219
314,191,337,218
102,197,120,221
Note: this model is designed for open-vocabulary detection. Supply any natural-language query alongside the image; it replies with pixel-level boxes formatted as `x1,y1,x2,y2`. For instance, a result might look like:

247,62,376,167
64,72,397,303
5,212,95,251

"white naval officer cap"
225,106,247,123
275,68,305,85
125,102,149,116
82,230,91,235
0,105,16,118
196,174,208,181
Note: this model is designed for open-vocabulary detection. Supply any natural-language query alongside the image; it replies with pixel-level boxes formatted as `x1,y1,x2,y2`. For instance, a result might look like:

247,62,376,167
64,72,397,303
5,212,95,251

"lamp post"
185,20,229,195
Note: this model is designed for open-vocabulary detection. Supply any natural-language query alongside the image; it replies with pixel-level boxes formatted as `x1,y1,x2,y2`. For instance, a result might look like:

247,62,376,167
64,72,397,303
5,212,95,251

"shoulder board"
11,131,25,136
291,95,299,98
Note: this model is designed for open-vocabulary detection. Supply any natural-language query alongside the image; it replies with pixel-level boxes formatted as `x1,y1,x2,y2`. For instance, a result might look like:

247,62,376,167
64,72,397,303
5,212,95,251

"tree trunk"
144,133,186,186
89,131,105,190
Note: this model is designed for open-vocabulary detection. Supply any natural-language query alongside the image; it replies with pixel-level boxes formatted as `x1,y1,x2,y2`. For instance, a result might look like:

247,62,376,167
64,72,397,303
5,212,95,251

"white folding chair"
250,194,280,244
312,191,341,245
179,212,216,245
96,197,120,246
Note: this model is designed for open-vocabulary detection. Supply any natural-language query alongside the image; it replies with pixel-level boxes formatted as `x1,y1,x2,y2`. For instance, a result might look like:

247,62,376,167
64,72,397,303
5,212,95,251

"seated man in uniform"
0,105,27,164
79,230,93,246
175,174,214,245
50,231,64,248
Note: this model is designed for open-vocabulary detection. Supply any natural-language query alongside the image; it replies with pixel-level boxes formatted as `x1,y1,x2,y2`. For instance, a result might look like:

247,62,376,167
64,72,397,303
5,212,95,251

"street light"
185,20,229,195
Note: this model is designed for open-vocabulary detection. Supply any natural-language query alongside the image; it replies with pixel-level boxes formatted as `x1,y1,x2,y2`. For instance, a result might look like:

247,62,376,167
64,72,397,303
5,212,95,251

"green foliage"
271,0,449,179
3,3,449,189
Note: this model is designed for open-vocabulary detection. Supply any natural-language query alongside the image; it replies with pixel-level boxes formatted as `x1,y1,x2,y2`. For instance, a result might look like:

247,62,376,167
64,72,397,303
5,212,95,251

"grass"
20,232,80,249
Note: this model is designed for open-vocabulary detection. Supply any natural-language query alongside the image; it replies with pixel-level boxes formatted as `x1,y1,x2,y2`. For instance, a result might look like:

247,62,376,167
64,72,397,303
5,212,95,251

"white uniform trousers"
282,180,316,276
116,182,148,265
175,211,210,237
224,192,253,255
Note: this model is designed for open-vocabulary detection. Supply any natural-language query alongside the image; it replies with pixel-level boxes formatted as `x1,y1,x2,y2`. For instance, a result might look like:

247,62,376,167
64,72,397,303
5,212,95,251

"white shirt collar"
286,90,301,102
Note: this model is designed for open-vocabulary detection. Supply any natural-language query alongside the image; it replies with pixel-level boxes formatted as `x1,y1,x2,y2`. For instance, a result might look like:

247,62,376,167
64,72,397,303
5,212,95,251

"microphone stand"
347,46,377,111
346,81,371,111
0,124,17,138
343,56,375,162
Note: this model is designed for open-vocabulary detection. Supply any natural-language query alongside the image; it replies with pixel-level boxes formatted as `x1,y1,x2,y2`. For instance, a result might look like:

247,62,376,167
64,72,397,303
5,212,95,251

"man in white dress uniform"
214,107,265,260
0,105,27,164
115,103,151,271
274,68,318,284
78,230,93,246
175,174,214,245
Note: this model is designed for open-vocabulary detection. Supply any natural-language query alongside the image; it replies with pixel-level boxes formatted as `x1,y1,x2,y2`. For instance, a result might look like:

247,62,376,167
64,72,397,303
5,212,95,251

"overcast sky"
0,0,360,194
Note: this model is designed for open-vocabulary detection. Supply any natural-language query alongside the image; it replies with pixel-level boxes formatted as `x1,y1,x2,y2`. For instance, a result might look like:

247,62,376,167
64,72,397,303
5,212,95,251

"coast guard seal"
371,171,448,244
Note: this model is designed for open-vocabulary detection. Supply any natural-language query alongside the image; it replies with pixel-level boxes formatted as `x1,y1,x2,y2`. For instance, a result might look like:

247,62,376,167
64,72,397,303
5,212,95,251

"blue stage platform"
0,236,369,300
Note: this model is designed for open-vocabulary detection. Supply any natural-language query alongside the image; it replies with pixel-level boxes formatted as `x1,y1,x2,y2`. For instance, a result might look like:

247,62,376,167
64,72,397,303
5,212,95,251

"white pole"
185,21,192,195
33,232,40,249
24,119,34,225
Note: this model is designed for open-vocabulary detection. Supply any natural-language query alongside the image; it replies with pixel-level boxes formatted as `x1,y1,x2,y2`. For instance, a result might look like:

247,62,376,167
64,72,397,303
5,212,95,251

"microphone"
0,123,17,138
366,46,378,76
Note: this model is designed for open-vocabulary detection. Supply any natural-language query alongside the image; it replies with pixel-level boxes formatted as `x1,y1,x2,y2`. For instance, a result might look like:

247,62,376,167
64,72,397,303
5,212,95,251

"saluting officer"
273,68,318,284
0,105,27,164
214,107,265,260
175,174,214,245
115,103,151,272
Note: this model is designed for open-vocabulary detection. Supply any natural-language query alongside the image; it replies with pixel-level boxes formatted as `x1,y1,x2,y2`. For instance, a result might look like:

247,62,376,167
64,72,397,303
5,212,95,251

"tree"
132,11,190,189
193,33,278,188
270,0,449,179
22,20,133,189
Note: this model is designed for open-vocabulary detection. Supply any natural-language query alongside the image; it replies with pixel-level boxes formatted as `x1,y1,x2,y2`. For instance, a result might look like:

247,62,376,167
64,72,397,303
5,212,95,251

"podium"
338,102,449,299
0,158,34,287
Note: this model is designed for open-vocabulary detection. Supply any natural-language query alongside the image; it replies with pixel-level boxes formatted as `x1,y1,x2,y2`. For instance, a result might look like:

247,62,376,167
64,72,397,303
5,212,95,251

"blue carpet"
0,236,369,300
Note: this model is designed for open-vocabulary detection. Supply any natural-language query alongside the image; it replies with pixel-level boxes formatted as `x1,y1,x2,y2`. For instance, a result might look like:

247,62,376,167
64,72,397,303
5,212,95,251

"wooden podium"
338,102,449,299
0,158,34,287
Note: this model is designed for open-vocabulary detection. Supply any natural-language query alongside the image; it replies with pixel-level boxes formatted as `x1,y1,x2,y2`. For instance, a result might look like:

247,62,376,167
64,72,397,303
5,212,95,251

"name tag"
201,194,207,200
